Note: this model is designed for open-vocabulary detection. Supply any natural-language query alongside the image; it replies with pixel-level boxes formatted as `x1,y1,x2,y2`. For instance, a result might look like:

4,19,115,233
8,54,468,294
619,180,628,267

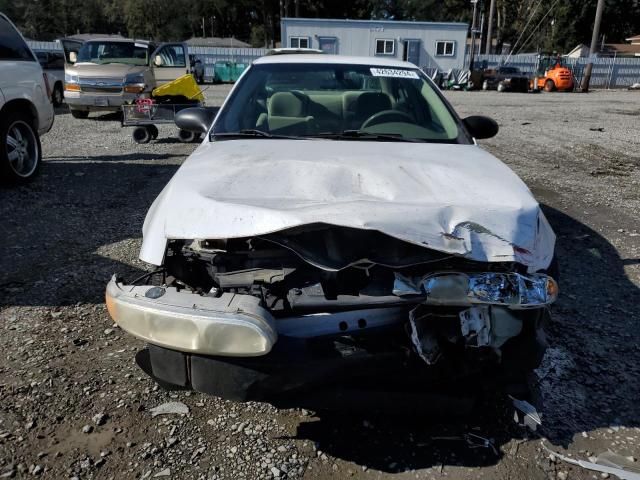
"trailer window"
435,41,455,57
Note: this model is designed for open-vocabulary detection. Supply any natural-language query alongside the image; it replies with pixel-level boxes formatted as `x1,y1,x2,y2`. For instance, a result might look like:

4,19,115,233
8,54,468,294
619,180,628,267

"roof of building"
601,43,640,56
254,53,417,68
186,37,251,48
281,17,468,29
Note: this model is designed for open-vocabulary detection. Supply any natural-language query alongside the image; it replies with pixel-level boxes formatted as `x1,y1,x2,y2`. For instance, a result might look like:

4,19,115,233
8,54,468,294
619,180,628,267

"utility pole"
202,17,205,38
580,0,605,92
469,0,479,71
485,0,496,54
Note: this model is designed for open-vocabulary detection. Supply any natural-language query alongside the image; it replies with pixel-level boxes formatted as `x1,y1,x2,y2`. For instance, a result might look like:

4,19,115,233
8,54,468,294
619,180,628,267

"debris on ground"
541,441,640,480
149,402,190,418
510,396,542,431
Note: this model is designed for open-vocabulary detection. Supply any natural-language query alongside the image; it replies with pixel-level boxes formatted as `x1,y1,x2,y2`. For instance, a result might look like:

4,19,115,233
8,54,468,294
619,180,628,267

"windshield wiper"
212,129,303,140
307,130,425,142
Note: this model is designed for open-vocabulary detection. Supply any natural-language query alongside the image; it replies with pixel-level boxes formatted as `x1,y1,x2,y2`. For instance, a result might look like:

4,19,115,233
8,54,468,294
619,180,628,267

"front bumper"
64,91,136,111
136,307,548,404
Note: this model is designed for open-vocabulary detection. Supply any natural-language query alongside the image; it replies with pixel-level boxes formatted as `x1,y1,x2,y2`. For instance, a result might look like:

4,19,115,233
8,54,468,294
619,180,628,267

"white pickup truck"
0,13,54,183
62,37,189,118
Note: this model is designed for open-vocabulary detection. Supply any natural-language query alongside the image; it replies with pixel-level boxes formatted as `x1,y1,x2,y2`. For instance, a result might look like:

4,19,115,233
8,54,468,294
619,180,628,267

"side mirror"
463,115,499,139
69,51,77,63
175,107,219,134
154,55,163,67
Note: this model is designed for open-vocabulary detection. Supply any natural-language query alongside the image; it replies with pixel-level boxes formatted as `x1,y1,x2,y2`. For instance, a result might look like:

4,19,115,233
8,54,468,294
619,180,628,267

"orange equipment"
530,54,575,92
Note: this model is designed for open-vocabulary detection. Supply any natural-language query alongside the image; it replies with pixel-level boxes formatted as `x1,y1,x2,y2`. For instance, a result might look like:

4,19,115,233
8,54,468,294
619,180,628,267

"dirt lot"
1,86,639,480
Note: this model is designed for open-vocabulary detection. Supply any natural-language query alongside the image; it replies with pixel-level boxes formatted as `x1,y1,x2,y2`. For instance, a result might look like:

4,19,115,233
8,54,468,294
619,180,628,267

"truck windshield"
76,41,149,66
212,62,463,143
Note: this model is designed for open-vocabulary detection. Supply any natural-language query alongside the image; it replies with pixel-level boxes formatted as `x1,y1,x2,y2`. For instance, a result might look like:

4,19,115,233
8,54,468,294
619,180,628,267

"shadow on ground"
0,160,178,306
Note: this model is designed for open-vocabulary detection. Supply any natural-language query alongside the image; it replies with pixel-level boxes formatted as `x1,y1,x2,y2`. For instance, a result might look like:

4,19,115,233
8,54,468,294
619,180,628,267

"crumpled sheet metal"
139,140,555,272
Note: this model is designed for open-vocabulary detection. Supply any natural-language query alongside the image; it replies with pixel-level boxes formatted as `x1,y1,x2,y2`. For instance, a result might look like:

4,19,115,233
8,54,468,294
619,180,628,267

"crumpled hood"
140,140,555,272
67,63,146,79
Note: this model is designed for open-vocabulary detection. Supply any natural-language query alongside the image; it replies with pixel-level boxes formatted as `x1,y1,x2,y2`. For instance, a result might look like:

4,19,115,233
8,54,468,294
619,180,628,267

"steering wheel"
361,110,415,129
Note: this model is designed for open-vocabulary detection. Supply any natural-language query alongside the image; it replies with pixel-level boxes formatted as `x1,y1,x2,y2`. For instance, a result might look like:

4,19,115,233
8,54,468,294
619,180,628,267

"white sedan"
107,54,558,404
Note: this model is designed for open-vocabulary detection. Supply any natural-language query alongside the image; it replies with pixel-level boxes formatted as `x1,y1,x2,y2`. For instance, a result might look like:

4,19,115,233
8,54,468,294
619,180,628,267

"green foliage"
3,0,639,52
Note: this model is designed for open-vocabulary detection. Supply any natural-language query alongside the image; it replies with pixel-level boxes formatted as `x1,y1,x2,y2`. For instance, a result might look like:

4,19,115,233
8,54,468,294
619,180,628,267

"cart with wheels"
122,100,203,144
122,74,206,144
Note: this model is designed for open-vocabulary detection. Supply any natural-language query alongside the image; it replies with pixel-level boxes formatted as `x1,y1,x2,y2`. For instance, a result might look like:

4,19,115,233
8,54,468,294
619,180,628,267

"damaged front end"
107,224,557,402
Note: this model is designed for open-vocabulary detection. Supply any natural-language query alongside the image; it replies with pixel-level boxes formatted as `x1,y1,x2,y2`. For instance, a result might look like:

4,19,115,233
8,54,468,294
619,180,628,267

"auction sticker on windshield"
370,68,419,79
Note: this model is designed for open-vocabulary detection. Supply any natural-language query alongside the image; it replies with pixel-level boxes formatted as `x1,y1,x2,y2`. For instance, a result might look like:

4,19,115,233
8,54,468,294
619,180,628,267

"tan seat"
256,91,316,135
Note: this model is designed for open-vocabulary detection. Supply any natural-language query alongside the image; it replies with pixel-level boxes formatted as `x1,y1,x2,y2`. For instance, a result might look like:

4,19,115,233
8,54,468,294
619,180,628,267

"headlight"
64,72,80,91
64,72,78,83
393,272,558,308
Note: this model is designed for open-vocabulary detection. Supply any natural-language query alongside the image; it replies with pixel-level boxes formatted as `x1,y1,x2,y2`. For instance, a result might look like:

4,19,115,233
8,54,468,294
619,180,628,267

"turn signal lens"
65,83,80,92
124,84,145,94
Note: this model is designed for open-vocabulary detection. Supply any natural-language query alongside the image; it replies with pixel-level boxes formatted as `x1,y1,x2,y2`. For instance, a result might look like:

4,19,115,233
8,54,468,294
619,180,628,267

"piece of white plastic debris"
149,402,189,418
153,469,171,477
510,395,542,431
541,441,640,480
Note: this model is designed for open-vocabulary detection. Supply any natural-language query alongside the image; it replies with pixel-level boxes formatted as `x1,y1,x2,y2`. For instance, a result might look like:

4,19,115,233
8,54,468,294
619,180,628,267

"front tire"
0,112,42,184
52,83,64,107
544,80,555,92
70,109,89,119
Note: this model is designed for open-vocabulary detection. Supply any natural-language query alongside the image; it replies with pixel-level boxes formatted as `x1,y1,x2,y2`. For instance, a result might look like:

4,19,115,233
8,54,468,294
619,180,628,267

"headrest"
269,92,306,117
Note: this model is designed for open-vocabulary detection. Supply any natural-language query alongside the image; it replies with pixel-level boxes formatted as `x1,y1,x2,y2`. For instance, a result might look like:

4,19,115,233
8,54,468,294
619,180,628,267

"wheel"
147,125,159,139
132,126,151,144
70,109,89,119
52,83,64,107
178,129,196,143
0,111,42,184
497,82,506,92
482,79,489,90
544,80,555,92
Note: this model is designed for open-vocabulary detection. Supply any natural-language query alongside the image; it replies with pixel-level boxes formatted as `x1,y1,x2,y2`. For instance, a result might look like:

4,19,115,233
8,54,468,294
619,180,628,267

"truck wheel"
482,80,489,90
0,111,42,184
497,82,506,92
52,83,64,107
544,80,555,92
70,109,89,119
147,125,159,140
132,126,151,144
178,129,196,143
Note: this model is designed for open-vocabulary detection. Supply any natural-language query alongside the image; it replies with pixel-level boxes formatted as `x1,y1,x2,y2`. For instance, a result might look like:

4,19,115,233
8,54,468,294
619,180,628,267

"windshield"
76,41,149,65
212,62,464,143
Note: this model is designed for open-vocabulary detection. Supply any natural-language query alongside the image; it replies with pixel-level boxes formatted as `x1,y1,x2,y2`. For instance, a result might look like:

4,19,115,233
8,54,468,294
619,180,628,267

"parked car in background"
482,66,529,92
0,13,54,183
107,54,558,405
189,54,205,83
35,50,65,106
62,38,189,118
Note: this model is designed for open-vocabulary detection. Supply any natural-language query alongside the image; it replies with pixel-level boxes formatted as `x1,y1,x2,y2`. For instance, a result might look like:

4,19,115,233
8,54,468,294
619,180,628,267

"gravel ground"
1,86,639,480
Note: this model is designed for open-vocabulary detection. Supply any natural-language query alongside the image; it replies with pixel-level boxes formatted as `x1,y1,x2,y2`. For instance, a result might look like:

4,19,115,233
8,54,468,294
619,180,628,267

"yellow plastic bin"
152,74,204,102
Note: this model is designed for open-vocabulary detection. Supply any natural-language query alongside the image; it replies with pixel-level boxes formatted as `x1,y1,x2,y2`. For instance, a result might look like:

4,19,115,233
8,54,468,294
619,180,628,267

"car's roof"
254,54,418,69
84,38,152,44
